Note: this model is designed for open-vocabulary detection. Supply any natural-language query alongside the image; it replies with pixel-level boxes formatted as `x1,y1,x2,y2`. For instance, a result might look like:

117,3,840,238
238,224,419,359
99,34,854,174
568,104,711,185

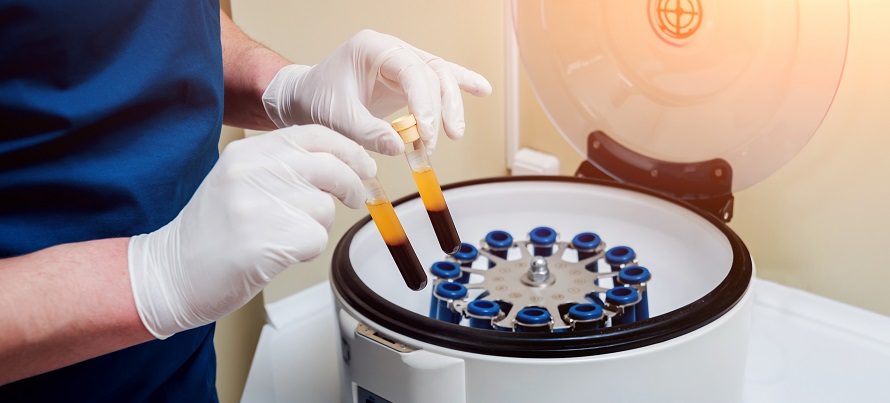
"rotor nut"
527,256,550,284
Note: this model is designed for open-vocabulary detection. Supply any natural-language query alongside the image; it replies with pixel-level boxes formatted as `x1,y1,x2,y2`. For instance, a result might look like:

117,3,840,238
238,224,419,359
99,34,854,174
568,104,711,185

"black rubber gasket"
331,176,752,358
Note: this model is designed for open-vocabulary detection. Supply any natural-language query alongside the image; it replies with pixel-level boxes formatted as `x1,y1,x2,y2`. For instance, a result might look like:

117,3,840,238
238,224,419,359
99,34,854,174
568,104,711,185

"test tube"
466,300,500,330
605,246,637,272
364,177,427,291
606,286,640,326
434,282,467,324
485,230,513,260
529,227,557,257
618,266,652,320
567,303,605,331
451,242,478,283
514,307,552,332
605,246,637,288
572,232,604,273
391,114,461,255
428,261,463,318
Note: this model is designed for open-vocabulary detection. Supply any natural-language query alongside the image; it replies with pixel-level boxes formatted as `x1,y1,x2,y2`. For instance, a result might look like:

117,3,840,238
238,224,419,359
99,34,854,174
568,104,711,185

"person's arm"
0,238,152,385
0,125,375,386
219,10,492,155
220,10,291,130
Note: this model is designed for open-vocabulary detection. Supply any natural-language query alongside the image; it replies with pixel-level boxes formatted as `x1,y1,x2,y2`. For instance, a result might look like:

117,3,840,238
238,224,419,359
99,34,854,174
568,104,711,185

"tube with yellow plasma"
391,114,461,255
363,176,427,291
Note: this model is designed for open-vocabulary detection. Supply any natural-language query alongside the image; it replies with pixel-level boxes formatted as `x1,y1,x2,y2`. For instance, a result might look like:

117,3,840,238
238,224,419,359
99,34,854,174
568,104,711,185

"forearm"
220,10,292,130
0,238,152,385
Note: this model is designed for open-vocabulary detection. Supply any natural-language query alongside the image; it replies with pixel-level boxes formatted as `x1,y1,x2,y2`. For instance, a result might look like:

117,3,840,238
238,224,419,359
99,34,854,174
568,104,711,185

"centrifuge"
242,1,890,402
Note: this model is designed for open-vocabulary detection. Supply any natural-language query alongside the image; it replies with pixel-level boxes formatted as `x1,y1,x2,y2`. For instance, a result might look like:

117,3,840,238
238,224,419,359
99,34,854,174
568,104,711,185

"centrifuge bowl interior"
332,177,752,357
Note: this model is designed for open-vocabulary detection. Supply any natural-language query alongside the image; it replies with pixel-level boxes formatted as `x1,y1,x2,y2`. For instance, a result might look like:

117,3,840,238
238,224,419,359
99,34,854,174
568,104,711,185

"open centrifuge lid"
513,0,848,196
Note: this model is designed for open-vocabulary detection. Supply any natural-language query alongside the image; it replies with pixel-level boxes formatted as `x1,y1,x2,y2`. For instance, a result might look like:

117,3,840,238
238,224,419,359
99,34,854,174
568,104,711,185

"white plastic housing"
332,179,755,403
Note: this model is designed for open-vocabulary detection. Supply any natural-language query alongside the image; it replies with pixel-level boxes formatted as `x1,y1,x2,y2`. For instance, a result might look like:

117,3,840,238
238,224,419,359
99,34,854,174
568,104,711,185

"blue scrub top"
0,0,224,400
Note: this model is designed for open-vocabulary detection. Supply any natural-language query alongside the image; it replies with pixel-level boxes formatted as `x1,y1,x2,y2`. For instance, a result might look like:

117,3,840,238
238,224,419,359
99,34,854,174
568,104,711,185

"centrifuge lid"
513,0,848,196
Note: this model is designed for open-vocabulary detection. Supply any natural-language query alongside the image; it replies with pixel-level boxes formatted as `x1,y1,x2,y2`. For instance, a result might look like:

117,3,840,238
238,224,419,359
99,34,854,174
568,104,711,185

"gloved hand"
128,125,376,339
262,29,492,156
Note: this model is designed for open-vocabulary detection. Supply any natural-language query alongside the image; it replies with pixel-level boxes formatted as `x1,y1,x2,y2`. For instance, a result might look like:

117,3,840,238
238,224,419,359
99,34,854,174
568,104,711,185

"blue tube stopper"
605,246,636,267
515,307,551,331
451,243,478,283
573,232,603,273
568,303,605,330
606,286,640,325
453,243,478,264
430,261,462,280
618,266,651,320
485,230,513,249
467,300,500,329
618,266,651,285
568,303,604,321
572,232,602,252
434,282,468,324
428,261,463,318
529,227,557,257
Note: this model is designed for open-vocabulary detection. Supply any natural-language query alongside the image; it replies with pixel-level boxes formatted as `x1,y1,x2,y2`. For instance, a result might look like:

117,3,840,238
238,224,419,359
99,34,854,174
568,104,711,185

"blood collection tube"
618,266,652,320
515,307,552,332
466,300,500,330
451,242,478,283
567,303,605,331
572,232,604,273
605,246,637,272
428,261,463,318
364,177,427,291
485,230,513,259
605,246,637,287
434,282,467,324
529,227,557,257
606,286,640,326
391,114,461,255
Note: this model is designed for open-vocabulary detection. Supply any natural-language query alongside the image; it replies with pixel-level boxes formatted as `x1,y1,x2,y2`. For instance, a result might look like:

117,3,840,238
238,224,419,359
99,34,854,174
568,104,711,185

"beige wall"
520,0,890,317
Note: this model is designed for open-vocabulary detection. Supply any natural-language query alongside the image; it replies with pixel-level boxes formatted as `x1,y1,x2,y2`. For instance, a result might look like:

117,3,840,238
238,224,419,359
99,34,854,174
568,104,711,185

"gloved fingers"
449,61,493,97
268,126,371,209
294,152,367,210
284,182,338,232
428,58,466,141
378,48,442,150
288,213,330,262
333,105,406,156
408,44,493,97
276,125,378,179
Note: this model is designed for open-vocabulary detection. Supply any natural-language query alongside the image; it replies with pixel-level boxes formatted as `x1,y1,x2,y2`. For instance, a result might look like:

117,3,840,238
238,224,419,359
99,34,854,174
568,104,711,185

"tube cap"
485,230,514,250
568,303,604,321
516,307,551,325
618,266,652,285
606,286,640,306
391,114,420,143
430,261,462,280
529,226,557,246
605,246,636,265
571,232,602,252
435,282,468,300
467,300,500,318
453,243,479,263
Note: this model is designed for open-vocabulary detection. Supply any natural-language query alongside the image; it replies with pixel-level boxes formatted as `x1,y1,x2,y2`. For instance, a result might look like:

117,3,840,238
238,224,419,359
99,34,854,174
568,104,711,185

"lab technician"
0,2,491,400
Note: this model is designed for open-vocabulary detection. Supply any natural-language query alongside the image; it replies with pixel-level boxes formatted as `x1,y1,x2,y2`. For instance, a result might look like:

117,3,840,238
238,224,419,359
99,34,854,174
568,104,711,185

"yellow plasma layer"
412,167,447,212
366,200,408,245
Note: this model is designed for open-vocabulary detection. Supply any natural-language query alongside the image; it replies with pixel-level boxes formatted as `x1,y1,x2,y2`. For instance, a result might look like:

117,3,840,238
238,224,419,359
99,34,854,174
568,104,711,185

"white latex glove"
262,29,492,156
128,125,375,339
